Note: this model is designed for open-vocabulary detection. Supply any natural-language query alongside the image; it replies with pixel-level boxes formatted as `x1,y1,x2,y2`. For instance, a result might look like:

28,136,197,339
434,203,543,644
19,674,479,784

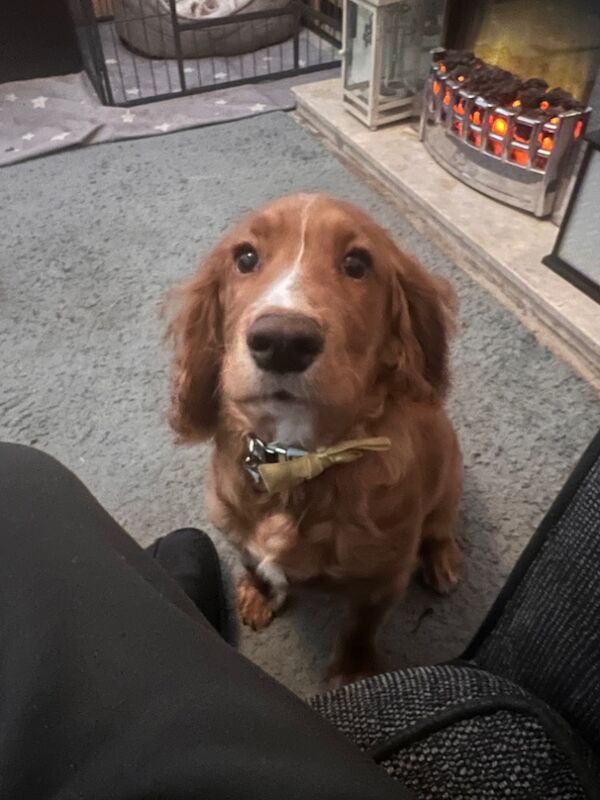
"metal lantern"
341,0,447,129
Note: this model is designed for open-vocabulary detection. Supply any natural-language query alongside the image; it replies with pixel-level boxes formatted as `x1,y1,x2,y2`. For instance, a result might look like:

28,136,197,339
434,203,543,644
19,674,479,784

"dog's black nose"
247,313,324,374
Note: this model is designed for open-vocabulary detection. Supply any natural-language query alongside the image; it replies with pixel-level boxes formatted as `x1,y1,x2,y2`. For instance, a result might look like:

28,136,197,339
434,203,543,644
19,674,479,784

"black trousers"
0,443,406,800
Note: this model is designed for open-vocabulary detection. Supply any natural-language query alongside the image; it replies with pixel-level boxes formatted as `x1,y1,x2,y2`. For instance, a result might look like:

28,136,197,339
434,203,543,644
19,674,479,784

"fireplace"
419,50,591,217
417,0,600,218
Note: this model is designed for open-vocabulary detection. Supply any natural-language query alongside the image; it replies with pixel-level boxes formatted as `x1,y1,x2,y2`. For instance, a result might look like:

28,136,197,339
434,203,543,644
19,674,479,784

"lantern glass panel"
379,3,420,102
344,2,374,103
379,1,446,103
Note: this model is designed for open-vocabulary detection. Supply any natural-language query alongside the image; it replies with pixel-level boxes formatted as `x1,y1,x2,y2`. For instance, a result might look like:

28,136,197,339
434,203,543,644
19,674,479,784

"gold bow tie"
244,435,392,495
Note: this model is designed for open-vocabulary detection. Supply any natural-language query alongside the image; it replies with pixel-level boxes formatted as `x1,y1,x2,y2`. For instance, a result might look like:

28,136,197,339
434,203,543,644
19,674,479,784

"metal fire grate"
68,0,341,107
419,53,591,218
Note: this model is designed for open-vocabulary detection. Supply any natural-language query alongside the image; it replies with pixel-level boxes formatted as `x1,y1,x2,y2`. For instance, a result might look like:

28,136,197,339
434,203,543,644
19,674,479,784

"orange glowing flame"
439,64,447,74
492,117,508,136
574,120,583,138
511,100,521,108
550,116,560,125
511,149,528,166
443,90,451,105
469,131,482,147
457,75,465,83
471,110,482,125
490,141,503,156
433,80,441,96
539,100,550,110
538,133,554,151
454,100,464,115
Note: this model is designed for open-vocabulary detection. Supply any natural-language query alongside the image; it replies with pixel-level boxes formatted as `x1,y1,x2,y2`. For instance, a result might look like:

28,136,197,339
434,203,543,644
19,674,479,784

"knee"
0,443,98,564
0,442,78,499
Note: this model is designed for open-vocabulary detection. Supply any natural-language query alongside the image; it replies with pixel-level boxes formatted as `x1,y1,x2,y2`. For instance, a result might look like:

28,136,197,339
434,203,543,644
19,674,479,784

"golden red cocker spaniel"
168,193,463,686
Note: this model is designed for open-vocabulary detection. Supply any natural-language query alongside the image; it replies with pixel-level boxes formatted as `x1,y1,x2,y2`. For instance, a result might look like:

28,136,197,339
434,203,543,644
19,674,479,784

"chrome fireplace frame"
419,55,591,218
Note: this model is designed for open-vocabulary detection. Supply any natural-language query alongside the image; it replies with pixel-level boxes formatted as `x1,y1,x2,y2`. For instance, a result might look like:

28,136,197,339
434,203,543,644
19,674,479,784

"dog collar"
243,433,392,495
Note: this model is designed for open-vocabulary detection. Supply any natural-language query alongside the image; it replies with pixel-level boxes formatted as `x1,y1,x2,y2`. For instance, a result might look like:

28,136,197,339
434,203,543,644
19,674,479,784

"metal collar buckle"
243,434,307,487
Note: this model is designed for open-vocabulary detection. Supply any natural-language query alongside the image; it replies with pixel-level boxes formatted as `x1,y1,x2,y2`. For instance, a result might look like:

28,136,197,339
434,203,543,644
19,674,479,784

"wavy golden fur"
167,194,463,685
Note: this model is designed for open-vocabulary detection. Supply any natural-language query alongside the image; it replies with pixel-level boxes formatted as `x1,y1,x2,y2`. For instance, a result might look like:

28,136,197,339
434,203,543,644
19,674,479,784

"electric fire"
419,49,591,217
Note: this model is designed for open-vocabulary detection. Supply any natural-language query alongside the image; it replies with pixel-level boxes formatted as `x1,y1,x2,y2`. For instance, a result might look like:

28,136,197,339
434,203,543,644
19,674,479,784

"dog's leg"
237,513,293,631
237,556,289,631
420,499,463,595
326,593,393,688
254,558,288,611
236,569,280,631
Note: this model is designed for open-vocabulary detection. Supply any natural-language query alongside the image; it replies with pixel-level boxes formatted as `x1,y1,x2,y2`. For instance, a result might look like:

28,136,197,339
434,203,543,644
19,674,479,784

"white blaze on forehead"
257,195,317,311
262,267,297,309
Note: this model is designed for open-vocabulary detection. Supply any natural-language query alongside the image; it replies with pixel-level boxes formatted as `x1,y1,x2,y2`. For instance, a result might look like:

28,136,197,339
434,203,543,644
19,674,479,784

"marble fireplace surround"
293,78,600,390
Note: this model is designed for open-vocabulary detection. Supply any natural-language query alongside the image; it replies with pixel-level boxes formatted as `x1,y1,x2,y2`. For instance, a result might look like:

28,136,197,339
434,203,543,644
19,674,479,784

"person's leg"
0,443,405,800
146,527,230,639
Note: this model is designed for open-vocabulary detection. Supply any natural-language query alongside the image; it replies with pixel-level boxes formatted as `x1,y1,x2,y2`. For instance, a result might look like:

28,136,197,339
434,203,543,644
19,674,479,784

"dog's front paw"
237,576,276,631
421,538,464,595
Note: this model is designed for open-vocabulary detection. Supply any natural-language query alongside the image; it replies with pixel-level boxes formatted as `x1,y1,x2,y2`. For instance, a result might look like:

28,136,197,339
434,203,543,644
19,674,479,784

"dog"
167,193,463,686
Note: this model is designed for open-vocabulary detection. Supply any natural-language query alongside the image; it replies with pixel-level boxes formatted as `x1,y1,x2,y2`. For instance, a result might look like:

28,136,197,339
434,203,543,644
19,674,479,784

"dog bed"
114,0,298,59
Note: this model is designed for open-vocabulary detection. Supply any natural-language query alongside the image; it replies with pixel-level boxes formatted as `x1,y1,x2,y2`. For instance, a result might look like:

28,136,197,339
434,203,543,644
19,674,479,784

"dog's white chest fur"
253,400,316,450
273,406,314,449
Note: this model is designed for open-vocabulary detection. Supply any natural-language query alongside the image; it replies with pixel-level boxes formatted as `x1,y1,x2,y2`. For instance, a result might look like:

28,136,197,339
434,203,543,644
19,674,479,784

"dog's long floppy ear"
166,251,223,442
384,242,457,401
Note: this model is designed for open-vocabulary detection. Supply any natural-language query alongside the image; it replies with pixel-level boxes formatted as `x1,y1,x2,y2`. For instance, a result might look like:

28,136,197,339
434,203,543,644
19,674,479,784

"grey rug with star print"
0,67,337,167
1,112,599,696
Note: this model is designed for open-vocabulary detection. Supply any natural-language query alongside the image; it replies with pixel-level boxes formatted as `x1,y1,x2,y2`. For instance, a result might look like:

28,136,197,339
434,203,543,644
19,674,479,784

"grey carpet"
1,112,598,697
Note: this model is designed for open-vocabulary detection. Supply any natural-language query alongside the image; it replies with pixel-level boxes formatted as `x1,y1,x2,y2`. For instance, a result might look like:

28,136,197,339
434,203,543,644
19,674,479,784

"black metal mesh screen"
70,0,340,106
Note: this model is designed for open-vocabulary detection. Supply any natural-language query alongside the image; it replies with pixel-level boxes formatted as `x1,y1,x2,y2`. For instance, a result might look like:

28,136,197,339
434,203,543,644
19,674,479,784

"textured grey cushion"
114,0,297,59
310,664,596,799
471,436,600,753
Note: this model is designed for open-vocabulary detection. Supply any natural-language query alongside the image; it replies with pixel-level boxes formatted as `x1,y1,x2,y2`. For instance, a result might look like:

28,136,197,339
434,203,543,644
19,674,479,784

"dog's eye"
342,249,371,279
235,245,260,274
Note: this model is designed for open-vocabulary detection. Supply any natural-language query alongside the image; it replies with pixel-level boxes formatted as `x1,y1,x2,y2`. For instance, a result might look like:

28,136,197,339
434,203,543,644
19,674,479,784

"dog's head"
167,194,456,445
